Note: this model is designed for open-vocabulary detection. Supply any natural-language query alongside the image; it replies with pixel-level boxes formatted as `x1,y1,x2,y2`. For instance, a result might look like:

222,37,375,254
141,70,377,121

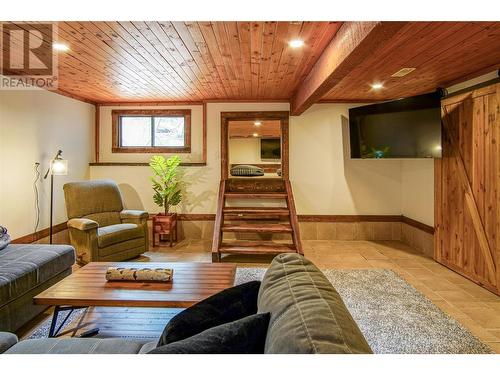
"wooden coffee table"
34,262,236,337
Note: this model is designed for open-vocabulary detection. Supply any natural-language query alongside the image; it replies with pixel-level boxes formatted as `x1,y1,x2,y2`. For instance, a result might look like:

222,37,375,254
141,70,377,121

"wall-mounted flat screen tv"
349,92,442,159
261,138,281,160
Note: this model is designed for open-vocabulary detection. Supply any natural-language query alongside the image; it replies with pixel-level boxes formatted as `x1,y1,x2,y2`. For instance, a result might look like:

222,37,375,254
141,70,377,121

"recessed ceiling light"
370,83,384,90
53,43,70,52
254,121,262,126
289,39,304,48
253,133,259,137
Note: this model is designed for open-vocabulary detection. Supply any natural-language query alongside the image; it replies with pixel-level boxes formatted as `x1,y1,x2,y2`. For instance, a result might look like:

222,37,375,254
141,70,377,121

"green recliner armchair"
63,179,149,264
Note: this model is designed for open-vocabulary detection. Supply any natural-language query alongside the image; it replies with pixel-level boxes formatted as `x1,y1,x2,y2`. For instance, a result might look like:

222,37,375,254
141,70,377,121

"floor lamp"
44,150,68,244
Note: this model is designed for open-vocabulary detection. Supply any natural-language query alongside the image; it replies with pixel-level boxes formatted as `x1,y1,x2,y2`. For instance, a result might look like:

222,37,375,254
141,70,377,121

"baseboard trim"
298,215,402,222
12,214,434,244
401,216,434,234
177,214,216,221
11,222,68,244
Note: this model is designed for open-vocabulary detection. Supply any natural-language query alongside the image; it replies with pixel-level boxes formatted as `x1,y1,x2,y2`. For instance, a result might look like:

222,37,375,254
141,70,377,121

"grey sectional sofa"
1,253,371,354
0,244,75,332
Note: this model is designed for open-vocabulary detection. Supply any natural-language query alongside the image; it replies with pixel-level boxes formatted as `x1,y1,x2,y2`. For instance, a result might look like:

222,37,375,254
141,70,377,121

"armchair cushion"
120,210,148,220
0,332,18,353
64,180,124,219
97,224,144,248
67,218,98,231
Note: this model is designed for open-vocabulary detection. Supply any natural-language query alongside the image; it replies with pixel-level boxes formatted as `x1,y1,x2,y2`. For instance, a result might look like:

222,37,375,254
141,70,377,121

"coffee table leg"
48,306,87,338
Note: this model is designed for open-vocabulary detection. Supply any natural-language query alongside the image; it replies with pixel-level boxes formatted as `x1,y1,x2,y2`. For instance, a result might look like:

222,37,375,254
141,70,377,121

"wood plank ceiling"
321,22,500,102
2,21,341,103
2,22,500,106
228,120,281,138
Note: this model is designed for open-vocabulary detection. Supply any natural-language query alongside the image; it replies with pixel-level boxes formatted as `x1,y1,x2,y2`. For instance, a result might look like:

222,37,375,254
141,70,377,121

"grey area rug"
28,268,493,354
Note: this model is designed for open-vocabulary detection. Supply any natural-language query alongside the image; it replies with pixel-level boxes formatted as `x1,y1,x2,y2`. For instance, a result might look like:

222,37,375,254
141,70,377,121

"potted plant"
149,155,182,245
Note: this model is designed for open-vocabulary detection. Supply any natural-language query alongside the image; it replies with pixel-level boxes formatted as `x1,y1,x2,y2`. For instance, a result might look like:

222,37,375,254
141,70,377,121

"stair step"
224,192,287,199
221,223,293,233
220,242,296,255
223,207,290,216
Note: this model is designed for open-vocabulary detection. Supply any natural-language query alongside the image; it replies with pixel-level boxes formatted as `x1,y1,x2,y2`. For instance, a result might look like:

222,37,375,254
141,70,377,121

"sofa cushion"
97,223,143,248
230,164,265,177
5,338,150,354
0,244,75,307
149,313,270,354
0,332,18,353
258,253,372,354
157,281,261,347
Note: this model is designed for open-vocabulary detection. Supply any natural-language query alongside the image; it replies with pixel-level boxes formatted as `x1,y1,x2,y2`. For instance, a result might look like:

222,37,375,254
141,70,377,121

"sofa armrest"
0,332,18,353
67,218,99,231
120,210,149,220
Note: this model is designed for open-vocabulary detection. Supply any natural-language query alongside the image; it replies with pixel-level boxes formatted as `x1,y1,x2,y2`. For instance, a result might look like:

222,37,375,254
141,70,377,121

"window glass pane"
154,117,185,147
120,117,151,147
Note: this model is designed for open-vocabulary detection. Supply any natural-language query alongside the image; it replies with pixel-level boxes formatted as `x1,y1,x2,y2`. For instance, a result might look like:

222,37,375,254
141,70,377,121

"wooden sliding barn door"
435,83,499,295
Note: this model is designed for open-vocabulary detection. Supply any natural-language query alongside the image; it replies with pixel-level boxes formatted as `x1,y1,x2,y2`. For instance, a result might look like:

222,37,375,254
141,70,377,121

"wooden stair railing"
285,179,303,256
211,180,226,262
211,178,303,262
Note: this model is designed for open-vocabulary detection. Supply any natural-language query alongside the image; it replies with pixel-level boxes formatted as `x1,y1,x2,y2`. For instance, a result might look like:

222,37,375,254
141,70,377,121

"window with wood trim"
112,109,191,153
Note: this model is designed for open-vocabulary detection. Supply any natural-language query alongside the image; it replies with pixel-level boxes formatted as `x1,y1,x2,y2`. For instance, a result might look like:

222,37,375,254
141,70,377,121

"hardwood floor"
19,238,500,353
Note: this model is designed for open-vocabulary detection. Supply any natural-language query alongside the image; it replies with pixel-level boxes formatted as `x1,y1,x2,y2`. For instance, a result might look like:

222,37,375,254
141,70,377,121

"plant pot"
153,213,178,246
155,212,177,222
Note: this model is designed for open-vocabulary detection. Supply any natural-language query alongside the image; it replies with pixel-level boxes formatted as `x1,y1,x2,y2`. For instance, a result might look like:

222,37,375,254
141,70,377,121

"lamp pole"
49,172,54,244
44,150,66,244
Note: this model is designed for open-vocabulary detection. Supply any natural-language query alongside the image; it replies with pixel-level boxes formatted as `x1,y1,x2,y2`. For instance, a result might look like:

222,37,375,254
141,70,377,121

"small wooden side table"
152,213,178,247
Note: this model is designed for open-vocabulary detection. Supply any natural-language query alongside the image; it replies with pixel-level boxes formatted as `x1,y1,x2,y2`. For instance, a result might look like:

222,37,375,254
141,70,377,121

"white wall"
400,160,434,226
0,89,94,239
0,93,436,239
91,102,406,216
229,138,261,165
91,102,288,214
289,104,402,215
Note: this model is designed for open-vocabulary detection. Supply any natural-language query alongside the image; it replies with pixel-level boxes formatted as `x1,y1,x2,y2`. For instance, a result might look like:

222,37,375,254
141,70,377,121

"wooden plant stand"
152,213,178,247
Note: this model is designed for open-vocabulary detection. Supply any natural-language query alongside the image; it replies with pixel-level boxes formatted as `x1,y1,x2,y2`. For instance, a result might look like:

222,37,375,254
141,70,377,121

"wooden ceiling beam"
290,21,407,115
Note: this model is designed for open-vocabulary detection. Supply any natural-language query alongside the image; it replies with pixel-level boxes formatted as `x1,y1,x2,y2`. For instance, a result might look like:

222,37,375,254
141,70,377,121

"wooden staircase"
212,178,303,262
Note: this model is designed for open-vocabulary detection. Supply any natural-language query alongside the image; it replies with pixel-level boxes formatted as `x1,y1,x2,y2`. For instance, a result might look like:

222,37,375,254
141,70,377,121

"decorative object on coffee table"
149,155,183,247
105,266,173,282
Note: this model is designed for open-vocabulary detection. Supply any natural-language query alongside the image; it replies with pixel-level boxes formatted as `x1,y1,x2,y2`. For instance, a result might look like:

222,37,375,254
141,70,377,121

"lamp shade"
51,159,68,175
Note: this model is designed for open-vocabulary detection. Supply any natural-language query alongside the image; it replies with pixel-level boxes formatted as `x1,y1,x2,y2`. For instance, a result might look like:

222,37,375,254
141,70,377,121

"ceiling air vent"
391,68,416,78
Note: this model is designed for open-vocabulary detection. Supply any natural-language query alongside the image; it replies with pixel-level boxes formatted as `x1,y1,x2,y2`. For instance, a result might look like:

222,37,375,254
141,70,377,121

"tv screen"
261,138,281,160
349,92,442,159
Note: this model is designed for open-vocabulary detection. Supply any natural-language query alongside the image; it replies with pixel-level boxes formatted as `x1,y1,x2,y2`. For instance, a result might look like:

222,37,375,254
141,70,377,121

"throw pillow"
149,313,270,354
157,280,261,347
0,226,11,251
230,164,265,177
